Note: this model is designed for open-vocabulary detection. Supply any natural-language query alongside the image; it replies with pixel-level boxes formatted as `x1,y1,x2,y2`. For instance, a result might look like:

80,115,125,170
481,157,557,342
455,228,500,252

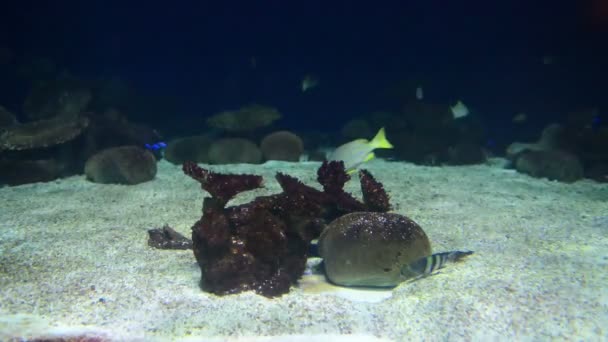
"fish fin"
447,250,474,263
364,152,375,162
369,127,393,149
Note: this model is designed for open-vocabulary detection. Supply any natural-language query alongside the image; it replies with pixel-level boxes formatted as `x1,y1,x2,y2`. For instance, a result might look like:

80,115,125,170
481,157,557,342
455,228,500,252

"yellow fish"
301,74,319,92
328,127,393,172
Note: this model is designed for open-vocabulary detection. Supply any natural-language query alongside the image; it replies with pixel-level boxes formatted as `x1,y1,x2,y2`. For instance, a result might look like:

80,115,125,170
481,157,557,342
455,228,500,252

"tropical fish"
451,100,470,119
328,127,393,172
512,112,527,124
400,250,474,280
415,86,424,100
144,141,167,151
301,74,319,92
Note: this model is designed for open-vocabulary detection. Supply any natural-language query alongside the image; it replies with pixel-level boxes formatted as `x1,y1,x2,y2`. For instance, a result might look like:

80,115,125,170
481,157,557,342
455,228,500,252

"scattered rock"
447,143,486,165
506,123,563,160
80,110,161,159
208,138,262,164
515,150,584,183
260,131,304,162
84,145,157,184
164,135,213,165
0,159,67,186
206,104,280,132
0,116,89,151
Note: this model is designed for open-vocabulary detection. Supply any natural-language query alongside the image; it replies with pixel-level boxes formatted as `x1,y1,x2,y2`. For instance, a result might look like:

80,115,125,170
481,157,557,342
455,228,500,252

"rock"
260,131,304,162
586,163,608,183
447,143,486,165
515,150,584,183
164,135,213,165
208,138,262,164
206,104,280,132
506,123,563,160
0,159,66,186
84,146,157,184
80,111,161,159
319,212,431,287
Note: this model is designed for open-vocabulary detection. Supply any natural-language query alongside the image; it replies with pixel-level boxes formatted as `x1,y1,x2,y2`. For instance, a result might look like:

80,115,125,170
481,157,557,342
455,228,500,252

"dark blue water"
1,1,606,143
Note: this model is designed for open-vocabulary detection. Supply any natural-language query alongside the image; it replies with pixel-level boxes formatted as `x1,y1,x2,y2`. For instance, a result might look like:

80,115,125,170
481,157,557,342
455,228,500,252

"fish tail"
401,250,474,279
370,127,393,149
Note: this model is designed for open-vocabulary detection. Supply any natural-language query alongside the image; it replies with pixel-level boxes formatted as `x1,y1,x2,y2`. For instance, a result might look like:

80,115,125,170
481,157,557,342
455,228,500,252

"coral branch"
182,161,263,205
359,169,391,212
317,160,350,194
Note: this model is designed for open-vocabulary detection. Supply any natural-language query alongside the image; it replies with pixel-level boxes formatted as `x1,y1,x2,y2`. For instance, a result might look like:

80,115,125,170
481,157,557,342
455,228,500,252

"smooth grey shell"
318,212,431,287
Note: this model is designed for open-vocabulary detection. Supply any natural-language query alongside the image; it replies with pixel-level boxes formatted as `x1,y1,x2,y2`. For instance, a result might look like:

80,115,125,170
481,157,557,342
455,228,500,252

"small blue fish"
144,141,167,151
144,141,167,159
400,250,474,280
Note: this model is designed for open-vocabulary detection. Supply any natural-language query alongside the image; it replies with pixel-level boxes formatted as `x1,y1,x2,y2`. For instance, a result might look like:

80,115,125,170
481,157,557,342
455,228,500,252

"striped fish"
400,250,474,280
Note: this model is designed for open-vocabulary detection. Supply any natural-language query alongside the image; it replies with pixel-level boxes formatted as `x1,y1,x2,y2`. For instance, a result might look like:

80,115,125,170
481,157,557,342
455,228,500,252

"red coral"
317,160,350,194
182,161,263,205
183,159,391,297
359,169,391,212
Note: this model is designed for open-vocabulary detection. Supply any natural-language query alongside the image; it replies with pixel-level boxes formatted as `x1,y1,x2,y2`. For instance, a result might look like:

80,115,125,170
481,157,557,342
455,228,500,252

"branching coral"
182,160,391,297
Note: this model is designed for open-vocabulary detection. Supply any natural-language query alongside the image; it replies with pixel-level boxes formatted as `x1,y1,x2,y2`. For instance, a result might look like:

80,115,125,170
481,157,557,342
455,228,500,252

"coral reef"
515,150,584,183
0,116,89,151
0,159,67,185
206,104,281,132
318,212,431,287
0,114,90,185
207,138,262,164
506,123,563,160
260,130,304,162
84,146,157,184
0,109,161,186
506,117,607,182
369,101,487,165
182,160,391,297
23,78,92,121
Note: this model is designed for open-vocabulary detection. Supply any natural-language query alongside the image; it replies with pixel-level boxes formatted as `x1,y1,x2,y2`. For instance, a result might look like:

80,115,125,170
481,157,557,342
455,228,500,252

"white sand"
0,159,606,341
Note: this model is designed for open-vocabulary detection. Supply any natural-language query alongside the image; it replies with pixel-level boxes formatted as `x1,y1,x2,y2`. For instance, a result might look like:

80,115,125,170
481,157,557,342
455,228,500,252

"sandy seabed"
0,159,606,341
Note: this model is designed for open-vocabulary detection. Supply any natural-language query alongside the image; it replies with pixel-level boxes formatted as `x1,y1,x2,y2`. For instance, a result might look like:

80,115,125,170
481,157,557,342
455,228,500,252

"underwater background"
0,1,607,341
1,1,607,157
